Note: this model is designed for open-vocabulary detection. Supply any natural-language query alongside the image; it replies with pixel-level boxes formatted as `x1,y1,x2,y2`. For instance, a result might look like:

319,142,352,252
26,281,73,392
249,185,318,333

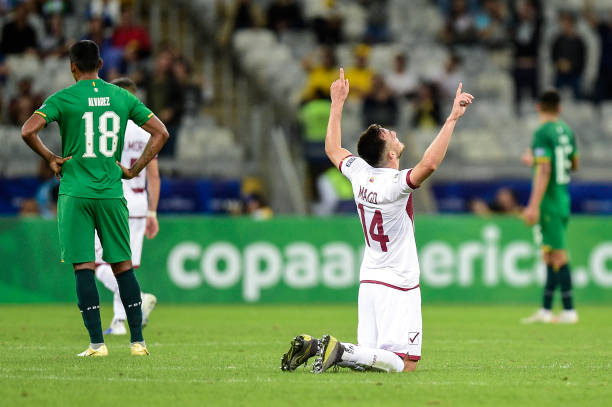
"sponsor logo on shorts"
408,332,420,345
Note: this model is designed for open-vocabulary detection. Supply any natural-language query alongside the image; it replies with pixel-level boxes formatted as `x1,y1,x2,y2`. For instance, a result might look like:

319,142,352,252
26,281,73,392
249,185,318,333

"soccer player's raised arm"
21,113,71,179
409,83,474,187
118,115,169,179
325,68,352,169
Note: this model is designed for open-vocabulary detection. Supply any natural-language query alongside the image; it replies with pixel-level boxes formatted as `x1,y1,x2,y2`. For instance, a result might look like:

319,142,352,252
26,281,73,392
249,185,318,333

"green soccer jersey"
35,79,153,198
531,120,578,217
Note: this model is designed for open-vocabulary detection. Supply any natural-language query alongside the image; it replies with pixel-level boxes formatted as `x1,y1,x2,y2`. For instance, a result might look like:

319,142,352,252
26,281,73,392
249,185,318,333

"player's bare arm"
571,155,579,171
145,158,161,239
21,113,71,178
409,83,474,187
325,68,352,168
521,148,534,167
117,115,169,179
522,161,551,225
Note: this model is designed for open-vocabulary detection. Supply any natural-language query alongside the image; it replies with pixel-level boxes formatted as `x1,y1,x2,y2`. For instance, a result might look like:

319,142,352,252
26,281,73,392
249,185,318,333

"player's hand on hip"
145,216,159,239
521,205,539,226
48,155,71,180
448,82,474,121
116,161,135,179
330,67,349,104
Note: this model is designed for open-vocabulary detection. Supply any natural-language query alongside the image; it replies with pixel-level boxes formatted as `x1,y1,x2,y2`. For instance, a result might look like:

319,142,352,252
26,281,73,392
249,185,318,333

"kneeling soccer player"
281,68,474,373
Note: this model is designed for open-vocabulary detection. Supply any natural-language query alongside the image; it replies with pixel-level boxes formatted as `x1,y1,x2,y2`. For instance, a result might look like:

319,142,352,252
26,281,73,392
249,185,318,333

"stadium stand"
1,0,612,215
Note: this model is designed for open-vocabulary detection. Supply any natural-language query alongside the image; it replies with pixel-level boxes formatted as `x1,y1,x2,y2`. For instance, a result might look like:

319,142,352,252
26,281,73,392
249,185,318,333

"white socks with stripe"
95,264,127,320
340,343,405,372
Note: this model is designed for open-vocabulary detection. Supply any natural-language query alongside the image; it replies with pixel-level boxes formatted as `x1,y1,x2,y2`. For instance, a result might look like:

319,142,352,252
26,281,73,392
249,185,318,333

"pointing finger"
340,67,344,80
456,82,462,97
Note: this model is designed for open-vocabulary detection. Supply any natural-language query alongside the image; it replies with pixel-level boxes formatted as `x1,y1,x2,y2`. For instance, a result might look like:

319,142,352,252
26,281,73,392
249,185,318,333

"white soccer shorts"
95,217,146,268
357,282,422,361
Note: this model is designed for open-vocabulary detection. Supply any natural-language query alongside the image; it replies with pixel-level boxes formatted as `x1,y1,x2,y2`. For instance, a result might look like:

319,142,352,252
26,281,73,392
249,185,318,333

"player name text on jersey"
88,97,110,107
358,186,378,204
125,140,148,152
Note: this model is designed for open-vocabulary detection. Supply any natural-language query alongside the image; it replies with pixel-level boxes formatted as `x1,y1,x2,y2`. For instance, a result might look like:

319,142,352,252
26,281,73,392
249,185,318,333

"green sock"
75,269,104,344
115,269,144,343
559,263,574,310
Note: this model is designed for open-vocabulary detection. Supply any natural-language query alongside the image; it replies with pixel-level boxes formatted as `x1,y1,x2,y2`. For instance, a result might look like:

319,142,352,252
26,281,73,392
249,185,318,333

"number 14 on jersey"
358,203,390,252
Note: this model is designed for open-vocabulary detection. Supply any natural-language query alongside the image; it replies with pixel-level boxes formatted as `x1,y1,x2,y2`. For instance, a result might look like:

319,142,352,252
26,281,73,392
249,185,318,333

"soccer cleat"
521,308,553,324
130,343,150,356
555,310,578,324
280,334,320,371
104,318,127,335
141,293,157,327
312,335,344,374
77,344,109,357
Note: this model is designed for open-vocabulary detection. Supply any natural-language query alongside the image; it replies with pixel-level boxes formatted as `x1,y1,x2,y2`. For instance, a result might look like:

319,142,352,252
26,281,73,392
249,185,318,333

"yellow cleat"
281,334,320,371
77,344,109,357
130,343,150,356
312,335,344,373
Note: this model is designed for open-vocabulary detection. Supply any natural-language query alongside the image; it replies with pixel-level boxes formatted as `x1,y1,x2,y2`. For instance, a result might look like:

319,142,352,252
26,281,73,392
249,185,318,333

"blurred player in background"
522,90,579,324
94,77,160,336
281,68,473,373
20,40,169,356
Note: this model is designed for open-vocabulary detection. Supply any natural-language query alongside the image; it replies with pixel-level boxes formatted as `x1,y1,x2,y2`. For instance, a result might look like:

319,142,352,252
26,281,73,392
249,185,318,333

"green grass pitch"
1,303,611,407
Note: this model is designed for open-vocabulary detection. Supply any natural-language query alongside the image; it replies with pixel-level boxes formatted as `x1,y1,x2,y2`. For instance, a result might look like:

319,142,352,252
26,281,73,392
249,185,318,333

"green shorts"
538,212,568,251
57,195,131,264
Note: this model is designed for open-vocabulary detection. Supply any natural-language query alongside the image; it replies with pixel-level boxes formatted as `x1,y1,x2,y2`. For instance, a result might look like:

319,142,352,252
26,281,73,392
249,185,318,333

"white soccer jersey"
339,155,420,289
121,120,150,217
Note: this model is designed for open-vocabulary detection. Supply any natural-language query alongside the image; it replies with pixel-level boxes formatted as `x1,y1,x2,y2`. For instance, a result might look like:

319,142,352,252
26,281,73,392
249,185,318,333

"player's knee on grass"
403,358,418,372
111,260,133,275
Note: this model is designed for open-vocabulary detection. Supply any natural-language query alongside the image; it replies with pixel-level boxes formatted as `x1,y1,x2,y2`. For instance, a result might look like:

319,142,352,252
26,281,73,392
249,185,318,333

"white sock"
95,264,118,292
113,291,127,320
340,343,405,373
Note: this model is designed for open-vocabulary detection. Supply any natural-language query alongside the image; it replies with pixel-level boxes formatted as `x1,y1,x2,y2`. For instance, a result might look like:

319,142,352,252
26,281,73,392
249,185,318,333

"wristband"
146,210,157,218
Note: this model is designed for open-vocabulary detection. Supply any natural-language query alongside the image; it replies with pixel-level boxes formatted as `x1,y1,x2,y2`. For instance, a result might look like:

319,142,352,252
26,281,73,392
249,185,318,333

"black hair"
539,89,561,112
111,77,137,94
69,40,101,73
559,10,576,23
357,124,386,167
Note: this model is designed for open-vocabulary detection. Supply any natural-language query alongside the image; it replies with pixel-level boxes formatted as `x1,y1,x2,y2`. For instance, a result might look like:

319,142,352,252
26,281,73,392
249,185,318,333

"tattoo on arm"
131,139,155,176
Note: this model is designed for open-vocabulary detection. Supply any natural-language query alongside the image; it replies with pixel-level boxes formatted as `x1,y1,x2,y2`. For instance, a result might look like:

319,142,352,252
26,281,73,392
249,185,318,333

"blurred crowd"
437,0,612,111
0,0,209,157
468,186,522,216
6,0,612,216
215,0,612,214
